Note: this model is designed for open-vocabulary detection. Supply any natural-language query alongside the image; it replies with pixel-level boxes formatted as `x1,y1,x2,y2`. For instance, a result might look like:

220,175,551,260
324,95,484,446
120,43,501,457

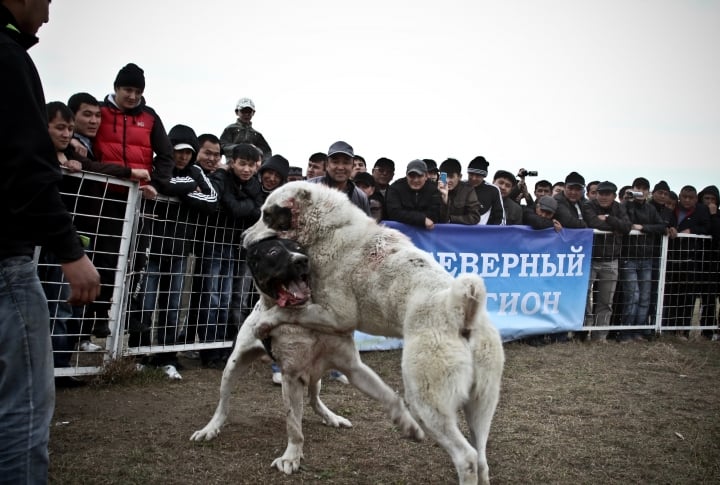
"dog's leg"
333,346,424,442
308,379,352,428
271,374,308,474
464,369,502,485
408,397,479,485
190,321,266,441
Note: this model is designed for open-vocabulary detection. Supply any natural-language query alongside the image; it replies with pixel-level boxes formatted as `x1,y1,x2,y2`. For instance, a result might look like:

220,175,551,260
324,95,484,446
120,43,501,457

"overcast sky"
33,0,719,192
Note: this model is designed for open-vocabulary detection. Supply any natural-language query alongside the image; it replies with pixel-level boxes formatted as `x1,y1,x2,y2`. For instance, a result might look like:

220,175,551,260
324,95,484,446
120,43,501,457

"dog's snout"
291,252,309,271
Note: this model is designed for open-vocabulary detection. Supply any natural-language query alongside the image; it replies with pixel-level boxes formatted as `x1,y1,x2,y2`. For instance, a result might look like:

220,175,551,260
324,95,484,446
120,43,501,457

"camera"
518,170,538,177
626,190,645,200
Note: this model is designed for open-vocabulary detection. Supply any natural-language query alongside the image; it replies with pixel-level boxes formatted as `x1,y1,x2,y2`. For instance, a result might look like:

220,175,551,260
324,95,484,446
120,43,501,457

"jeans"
39,250,78,368
0,256,55,485
621,258,653,328
195,243,235,343
588,259,619,339
128,255,187,348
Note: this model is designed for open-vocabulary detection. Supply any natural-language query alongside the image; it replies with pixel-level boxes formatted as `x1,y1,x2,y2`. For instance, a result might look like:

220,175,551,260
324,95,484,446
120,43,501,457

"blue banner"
355,222,593,347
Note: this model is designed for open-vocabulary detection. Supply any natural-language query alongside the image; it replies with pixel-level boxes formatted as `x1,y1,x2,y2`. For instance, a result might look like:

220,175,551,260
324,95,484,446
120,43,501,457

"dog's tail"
449,274,487,339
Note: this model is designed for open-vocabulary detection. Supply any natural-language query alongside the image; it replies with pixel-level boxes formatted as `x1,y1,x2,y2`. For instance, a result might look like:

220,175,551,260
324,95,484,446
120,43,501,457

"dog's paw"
189,426,220,442
271,454,303,475
322,414,352,428
395,414,425,442
402,422,426,442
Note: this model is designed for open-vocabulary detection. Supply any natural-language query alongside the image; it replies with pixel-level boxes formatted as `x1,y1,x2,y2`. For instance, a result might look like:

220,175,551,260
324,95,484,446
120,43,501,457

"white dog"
244,181,505,485
190,237,423,474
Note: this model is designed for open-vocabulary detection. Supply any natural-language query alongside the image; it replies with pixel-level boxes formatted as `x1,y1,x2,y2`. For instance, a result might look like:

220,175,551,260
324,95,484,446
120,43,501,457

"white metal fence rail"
42,173,719,376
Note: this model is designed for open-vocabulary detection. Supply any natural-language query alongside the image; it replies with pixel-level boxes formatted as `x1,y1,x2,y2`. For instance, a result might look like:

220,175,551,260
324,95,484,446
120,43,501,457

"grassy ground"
50,336,720,484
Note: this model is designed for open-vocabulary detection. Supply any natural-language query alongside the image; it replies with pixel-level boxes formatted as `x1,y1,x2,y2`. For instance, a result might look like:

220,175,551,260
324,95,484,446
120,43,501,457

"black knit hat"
259,154,290,180
467,156,490,176
114,63,145,90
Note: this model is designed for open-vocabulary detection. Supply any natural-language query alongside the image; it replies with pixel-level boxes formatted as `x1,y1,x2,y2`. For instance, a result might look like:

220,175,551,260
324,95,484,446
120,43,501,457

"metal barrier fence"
43,174,719,376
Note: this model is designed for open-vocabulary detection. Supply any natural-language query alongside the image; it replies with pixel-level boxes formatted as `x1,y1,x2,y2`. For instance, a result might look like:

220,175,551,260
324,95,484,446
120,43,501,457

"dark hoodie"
0,5,85,263
698,185,720,244
142,124,218,256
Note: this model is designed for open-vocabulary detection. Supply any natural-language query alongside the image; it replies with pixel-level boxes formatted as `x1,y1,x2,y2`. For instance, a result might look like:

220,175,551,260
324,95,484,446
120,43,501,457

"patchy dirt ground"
50,337,720,485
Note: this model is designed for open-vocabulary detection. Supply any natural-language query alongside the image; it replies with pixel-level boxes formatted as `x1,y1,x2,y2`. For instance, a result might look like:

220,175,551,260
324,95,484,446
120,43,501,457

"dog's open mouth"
275,274,311,307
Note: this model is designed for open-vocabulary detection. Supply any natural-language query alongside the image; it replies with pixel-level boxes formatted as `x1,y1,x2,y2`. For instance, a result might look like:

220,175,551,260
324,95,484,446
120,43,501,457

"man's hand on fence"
130,169,151,182
139,185,158,200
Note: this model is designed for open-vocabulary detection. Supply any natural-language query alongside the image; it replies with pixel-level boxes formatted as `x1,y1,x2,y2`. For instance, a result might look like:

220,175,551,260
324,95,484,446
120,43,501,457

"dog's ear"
295,186,313,204
263,205,292,231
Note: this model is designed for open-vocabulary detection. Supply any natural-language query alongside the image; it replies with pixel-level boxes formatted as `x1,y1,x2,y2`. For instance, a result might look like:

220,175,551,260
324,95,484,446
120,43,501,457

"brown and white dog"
190,236,423,474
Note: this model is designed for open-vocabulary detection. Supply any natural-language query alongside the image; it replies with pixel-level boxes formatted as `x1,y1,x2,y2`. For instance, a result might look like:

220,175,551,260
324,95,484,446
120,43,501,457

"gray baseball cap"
406,159,428,175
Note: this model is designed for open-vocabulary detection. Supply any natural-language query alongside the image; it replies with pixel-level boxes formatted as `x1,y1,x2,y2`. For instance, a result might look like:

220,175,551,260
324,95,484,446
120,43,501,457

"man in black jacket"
618,177,668,342
582,181,632,342
0,2,100,482
385,159,442,229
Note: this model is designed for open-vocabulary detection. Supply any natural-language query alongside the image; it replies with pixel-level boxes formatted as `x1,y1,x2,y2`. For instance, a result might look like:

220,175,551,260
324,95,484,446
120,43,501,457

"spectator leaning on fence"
663,185,711,332
618,177,668,342
697,185,719,331
197,144,262,367
553,171,588,229
523,195,563,233
372,157,396,200
129,124,217,380
582,181,632,343
352,171,384,222
309,141,370,215
586,180,600,201
90,62,173,339
467,156,504,225
184,133,228,365
424,158,439,184
1,2,101,482
438,158,481,224
385,159,442,230
493,169,522,225
45,101,131,363
67,92,102,160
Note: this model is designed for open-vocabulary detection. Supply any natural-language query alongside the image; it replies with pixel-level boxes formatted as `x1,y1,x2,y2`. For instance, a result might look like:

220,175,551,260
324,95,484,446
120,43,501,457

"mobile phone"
439,172,447,184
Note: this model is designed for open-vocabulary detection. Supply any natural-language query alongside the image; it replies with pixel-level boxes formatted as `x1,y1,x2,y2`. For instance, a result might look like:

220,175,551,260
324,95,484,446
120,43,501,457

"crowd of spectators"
37,61,720,379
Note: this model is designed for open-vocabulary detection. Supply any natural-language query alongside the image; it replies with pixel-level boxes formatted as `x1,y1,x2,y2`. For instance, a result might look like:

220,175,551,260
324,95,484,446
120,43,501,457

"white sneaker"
162,365,182,380
272,371,282,385
329,370,349,385
78,340,103,352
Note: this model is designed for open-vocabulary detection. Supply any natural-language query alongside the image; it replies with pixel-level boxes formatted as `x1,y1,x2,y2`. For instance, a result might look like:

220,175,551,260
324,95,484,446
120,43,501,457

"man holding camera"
618,177,669,342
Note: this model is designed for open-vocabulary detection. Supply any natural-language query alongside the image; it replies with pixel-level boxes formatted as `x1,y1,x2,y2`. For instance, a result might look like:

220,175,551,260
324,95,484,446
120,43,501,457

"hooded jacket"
141,124,218,256
0,6,84,263
698,185,720,244
93,94,175,194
